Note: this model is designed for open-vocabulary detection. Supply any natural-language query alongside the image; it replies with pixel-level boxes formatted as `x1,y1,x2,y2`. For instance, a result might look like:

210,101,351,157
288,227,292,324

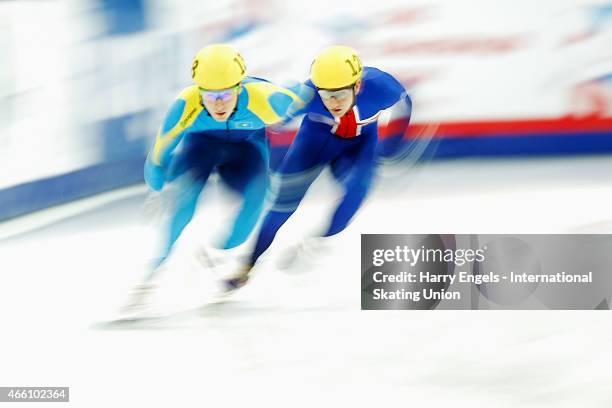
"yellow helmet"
310,45,363,89
191,44,247,90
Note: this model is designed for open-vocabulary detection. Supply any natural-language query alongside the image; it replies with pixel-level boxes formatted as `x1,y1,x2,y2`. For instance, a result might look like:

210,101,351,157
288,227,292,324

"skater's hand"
266,121,287,137
142,191,166,224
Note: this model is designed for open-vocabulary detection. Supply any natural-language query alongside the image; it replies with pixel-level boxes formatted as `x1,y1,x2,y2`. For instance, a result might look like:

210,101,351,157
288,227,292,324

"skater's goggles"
199,85,240,103
317,85,354,101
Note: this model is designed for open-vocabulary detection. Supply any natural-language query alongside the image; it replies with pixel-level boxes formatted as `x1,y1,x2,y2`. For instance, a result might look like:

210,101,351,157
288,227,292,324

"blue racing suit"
144,77,303,267
250,67,412,264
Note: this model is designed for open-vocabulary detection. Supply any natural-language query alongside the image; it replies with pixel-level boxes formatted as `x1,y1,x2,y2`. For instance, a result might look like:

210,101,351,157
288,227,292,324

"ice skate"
118,280,158,318
222,264,253,293
194,245,233,272
276,237,329,272
117,263,167,319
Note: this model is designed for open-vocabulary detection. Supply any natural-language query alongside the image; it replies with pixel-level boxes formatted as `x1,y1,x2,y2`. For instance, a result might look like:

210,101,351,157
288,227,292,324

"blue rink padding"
428,131,612,158
0,157,145,221
2,130,612,222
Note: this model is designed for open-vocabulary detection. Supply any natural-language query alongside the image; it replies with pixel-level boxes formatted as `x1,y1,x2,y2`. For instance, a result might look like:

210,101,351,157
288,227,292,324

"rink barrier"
2,116,611,222
269,116,612,159
0,157,145,221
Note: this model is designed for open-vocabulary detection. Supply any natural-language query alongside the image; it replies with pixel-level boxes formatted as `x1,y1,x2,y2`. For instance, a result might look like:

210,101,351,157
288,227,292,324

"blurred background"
1,0,611,220
2,2,612,406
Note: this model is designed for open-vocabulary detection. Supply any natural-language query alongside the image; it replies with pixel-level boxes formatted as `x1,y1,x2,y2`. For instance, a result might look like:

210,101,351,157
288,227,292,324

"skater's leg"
218,143,269,249
323,173,371,236
249,164,323,265
147,178,207,277
225,121,336,290
123,176,206,314
146,140,218,278
324,129,378,237
248,121,333,265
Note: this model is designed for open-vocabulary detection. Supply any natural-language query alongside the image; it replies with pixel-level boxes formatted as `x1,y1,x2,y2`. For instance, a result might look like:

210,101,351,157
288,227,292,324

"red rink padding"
267,116,612,146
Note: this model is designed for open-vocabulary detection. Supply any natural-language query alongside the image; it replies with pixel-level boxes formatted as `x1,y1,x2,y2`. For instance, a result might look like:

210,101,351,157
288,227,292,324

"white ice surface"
1,156,612,407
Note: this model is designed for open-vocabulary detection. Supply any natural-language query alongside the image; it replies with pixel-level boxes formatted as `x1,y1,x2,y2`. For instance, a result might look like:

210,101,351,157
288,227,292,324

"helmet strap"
230,84,242,117
348,84,358,111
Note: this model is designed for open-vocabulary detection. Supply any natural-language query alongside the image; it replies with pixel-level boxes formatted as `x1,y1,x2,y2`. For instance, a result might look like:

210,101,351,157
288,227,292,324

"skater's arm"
145,87,203,191
279,81,315,123
370,69,413,160
242,80,313,126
